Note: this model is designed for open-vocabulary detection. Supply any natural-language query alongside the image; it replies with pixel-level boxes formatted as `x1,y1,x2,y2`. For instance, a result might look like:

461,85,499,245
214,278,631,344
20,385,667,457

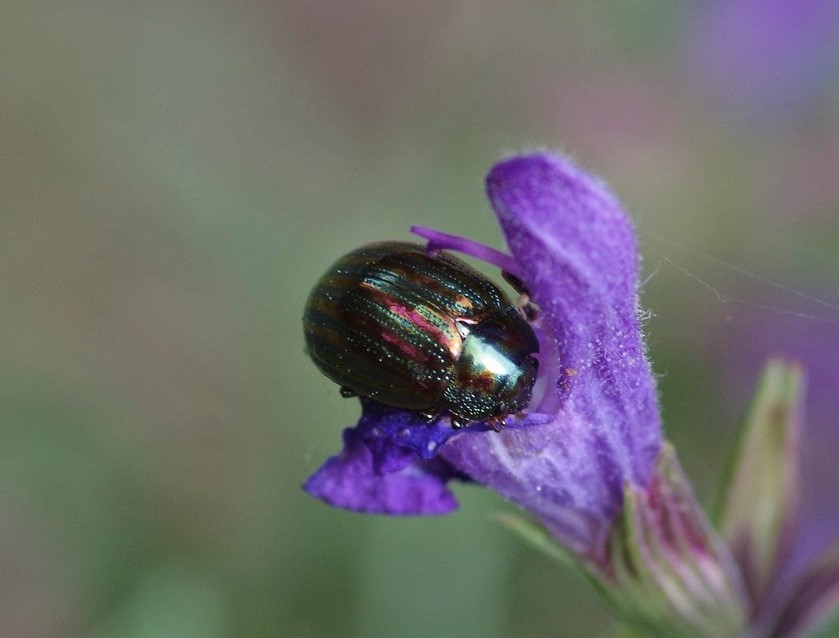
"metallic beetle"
303,241,539,429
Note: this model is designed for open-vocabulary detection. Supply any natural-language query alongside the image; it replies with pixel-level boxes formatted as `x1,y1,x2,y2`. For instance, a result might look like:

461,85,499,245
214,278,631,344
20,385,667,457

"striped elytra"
303,242,539,429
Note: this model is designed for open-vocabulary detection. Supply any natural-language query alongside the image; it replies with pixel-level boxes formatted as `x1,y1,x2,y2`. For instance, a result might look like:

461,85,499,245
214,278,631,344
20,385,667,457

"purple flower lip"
304,152,663,558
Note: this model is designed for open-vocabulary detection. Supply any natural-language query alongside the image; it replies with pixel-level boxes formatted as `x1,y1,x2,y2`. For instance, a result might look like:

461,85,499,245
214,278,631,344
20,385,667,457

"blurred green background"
2,2,838,636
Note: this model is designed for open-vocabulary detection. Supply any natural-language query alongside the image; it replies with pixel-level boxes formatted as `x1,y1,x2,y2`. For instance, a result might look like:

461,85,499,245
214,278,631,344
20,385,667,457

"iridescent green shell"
303,242,538,427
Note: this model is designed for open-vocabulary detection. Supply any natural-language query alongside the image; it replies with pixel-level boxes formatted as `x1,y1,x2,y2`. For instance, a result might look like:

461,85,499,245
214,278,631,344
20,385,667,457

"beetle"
303,241,539,429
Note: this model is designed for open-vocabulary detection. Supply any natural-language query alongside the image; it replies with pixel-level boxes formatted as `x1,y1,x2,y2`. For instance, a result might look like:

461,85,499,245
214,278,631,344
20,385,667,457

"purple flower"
303,153,839,635
304,152,663,560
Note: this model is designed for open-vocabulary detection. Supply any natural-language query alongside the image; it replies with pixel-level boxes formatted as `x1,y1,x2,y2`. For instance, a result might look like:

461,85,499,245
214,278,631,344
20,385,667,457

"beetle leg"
515,294,541,322
502,271,529,296
486,416,506,432
339,386,357,398
502,271,540,320
418,411,437,423
449,416,468,429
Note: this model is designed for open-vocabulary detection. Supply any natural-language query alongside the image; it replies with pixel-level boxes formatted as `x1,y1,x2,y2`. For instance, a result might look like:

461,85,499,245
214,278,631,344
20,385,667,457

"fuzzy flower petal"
441,153,662,558
303,400,463,515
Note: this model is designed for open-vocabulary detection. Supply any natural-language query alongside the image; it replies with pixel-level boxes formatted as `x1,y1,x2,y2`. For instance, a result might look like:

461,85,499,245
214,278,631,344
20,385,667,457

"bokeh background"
2,2,838,636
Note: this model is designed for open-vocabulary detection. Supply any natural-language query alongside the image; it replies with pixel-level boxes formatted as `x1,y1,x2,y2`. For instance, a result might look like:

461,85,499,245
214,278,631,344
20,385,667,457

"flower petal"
441,153,662,557
303,402,462,515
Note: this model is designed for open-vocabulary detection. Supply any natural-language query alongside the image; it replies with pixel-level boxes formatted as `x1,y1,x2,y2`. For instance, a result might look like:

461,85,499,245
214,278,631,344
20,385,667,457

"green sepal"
500,442,749,638
609,443,749,637
715,360,804,607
